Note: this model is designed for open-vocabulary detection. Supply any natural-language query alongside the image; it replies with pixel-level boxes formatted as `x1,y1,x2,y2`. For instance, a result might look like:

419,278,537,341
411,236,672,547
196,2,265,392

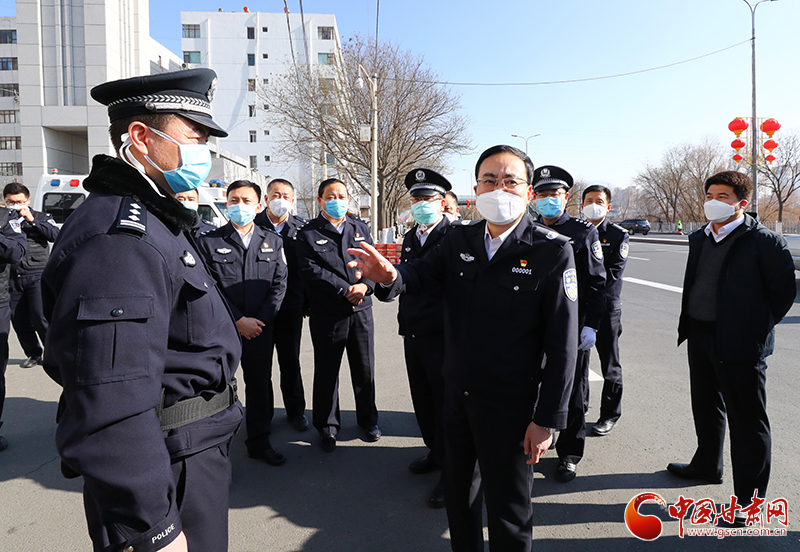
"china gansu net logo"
625,492,667,541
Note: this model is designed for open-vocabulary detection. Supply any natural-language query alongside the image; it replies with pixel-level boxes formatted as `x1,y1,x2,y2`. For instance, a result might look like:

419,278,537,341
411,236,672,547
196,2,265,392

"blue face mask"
144,126,212,193
535,197,564,219
324,199,349,219
411,200,441,226
227,203,257,226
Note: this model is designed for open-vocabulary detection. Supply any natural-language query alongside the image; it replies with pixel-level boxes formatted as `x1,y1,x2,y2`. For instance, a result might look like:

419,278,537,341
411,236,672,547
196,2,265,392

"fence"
655,220,800,235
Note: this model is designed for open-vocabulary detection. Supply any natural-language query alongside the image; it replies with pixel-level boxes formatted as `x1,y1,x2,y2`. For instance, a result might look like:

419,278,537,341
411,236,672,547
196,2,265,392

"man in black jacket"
4,183,59,369
667,171,796,524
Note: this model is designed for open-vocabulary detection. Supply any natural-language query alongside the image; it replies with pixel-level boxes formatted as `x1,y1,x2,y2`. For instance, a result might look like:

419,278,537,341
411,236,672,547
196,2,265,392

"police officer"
175,188,216,237
197,180,287,466
296,178,379,452
350,145,578,552
4,183,58,369
444,191,461,221
580,185,628,436
397,168,454,509
532,165,606,483
42,68,242,552
254,179,309,432
0,201,27,453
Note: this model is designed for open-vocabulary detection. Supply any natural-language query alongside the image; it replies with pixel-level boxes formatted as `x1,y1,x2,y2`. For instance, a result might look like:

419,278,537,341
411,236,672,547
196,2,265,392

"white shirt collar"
483,219,521,260
416,216,444,246
235,225,255,248
704,215,745,243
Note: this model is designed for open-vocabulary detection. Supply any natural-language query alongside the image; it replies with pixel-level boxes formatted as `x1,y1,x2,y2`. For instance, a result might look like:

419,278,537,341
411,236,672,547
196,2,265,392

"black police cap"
91,68,228,137
404,168,452,197
532,165,574,192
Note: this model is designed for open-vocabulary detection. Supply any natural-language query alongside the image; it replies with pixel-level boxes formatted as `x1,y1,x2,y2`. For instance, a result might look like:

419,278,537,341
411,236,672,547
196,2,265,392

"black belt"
157,378,238,431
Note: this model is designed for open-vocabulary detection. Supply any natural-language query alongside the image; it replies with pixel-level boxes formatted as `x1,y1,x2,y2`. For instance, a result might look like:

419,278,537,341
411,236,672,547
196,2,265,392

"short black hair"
108,113,175,152
227,180,262,201
177,188,200,200
318,178,347,198
267,178,295,194
704,171,753,201
582,185,611,203
474,145,534,184
3,182,30,199
445,190,459,203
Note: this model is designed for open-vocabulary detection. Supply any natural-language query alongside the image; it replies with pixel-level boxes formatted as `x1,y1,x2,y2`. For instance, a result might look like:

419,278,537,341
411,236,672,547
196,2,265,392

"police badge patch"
620,242,629,259
563,268,578,302
591,240,603,260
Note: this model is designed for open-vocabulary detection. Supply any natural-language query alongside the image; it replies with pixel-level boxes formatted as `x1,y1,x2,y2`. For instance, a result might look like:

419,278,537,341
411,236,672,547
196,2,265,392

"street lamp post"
510,133,541,156
356,66,379,234
743,0,778,216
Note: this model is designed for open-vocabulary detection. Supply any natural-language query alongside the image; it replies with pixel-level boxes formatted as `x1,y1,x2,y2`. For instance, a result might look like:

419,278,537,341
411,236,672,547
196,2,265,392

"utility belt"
156,378,238,431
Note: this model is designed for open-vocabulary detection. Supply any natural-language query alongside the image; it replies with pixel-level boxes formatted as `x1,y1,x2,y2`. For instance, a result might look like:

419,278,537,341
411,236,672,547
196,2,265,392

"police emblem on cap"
563,268,578,302
415,170,426,182
541,168,551,178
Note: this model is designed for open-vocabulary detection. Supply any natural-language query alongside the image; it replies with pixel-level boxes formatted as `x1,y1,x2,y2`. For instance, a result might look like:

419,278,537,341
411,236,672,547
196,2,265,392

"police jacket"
196,221,287,324
596,218,629,307
255,211,306,312
677,215,796,362
0,208,28,303
191,216,217,238
12,208,59,275
296,213,375,316
42,154,243,552
539,211,607,328
377,217,578,429
396,216,453,336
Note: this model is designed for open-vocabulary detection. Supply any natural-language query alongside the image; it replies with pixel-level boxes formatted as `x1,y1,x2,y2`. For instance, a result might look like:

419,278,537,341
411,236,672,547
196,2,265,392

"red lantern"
731,139,745,152
760,118,781,137
763,139,778,152
733,154,744,163
728,118,749,138
766,154,776,163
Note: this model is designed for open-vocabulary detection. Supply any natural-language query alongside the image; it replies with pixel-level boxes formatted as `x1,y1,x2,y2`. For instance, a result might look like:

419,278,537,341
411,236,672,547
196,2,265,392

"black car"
619,219,651,235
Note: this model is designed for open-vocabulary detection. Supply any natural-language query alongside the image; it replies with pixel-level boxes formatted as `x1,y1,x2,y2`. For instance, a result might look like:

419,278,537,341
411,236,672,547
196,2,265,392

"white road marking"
589,369,603,381
624,276,682,294
627,256,650,261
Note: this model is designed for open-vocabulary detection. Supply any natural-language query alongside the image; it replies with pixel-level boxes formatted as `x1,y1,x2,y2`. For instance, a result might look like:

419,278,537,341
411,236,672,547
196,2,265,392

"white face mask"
703,199,738,223
7,204,25,211
268,198,292,218
475,189,528,225
179,200,199,211
582,203,607,221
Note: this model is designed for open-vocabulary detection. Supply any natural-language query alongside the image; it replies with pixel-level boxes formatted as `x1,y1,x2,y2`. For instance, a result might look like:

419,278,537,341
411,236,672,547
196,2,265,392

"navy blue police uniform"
0,209,28,449
533,166,606,476
9,208,59,363
191,216,217,238
197,220,287,458
41,68,243,552
254,210,308,426
296,213,379,441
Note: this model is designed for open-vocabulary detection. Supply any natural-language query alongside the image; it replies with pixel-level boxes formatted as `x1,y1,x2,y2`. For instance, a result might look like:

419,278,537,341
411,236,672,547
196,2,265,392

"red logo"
520,259,528,267
625,492,666,541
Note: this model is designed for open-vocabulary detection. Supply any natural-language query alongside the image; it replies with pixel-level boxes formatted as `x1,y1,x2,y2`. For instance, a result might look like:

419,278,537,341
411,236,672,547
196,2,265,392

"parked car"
784,234,800,271
619,219,651,235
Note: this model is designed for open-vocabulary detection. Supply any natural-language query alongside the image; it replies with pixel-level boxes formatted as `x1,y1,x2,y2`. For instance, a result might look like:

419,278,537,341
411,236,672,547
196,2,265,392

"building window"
247,53,255,66
249,130,257,143
0,110,18,123
320,78,335,91
248,105,256,117
0,136,21,150
247,79,256,91
318,53,335,66
0,30,16,44
249,156,257,169
264,155,271,162
247,27,255,39
262,27,268,33
0,58,18,71
262,104,269,110
0,162,22,176
318,26,334,40
183,51,201,64
182,24,200,38
263,130,270,136
262,53,268,59
0,84,19,97
262,79,269,85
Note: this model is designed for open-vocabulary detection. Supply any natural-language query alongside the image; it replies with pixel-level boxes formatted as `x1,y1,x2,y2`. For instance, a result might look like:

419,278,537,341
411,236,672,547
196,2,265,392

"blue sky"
3,0,799,197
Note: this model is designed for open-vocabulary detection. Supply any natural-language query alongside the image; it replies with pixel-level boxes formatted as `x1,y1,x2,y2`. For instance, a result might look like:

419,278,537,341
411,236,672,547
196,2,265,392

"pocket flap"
77,295,154,321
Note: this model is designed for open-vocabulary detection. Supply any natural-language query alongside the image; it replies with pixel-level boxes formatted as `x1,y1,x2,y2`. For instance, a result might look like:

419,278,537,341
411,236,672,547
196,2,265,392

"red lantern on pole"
728,118,749,138
763,139,778,152
731,139,746,152
760,118,781,138
766,154,776,163
733,154,744,163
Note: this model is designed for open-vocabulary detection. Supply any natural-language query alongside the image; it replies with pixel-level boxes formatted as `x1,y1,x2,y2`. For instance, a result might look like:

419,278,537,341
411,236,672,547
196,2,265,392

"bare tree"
258,34,471,229
757,130,800,222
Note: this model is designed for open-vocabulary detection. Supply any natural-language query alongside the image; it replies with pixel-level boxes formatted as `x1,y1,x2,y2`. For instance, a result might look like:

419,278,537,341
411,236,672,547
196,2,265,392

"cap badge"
207,77,217,102
415,170,426,182
541,168,551,178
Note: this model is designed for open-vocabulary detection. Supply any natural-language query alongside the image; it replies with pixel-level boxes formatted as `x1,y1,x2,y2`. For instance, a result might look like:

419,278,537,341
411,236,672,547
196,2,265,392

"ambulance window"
197,204,215,223
43,192,85,223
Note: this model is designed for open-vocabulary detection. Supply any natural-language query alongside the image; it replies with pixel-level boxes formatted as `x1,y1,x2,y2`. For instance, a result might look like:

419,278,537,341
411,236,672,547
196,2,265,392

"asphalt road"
1,237,798,551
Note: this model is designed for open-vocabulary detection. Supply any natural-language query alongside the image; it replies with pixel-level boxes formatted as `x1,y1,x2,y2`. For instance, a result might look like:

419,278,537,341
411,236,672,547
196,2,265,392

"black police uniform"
254,210,307,423
592,218,628,424
197,221,287,455
9,208,59,361
296,213,379,437
377,216,578,552
191,216,217,238
0,209,28,439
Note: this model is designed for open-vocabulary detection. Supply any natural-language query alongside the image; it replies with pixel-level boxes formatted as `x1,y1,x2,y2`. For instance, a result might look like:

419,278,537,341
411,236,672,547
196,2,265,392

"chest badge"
354,232,365,242
316,239,329,245
180,251,196,268
512,259,532,275
520,260,528,267
261,241,274,253
216,247,231,254
460,253,475,262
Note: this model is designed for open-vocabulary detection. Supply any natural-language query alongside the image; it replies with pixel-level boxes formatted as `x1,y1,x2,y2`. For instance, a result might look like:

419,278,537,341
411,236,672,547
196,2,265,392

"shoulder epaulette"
574,217,594,229
116,196,147,234
532,225,571,246
611,223,627,233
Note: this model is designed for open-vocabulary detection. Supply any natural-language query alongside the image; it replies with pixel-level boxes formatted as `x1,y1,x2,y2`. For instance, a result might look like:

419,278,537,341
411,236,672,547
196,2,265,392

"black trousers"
444,386,535,552
404,332,446,466
10,273,48,358
0,302,10,429
309,309,378,436
594,306,623,422
686,319,771,505
556,348,589,465
240,330,276,452
270,308,306,420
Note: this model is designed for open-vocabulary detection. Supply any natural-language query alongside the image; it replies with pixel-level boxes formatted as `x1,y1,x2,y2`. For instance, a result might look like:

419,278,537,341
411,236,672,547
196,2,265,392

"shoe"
409,453,440,474
592,419,616,436
320,434,336,452
717,511,748,528
428,481,446,509
20,356,41,369
555,460,577,483
0,436,7,452
288,415,310,432
248,447,286,466
363,425,381,442
666,462,722,484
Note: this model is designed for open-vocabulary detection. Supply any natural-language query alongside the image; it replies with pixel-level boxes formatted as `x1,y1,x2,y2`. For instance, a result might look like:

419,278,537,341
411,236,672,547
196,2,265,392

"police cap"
91,68,228,137
532,165,573,192
404,168,452,197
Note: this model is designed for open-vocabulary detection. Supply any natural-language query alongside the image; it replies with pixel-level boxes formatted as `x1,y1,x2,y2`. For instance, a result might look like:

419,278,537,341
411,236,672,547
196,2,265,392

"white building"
0,17,21,183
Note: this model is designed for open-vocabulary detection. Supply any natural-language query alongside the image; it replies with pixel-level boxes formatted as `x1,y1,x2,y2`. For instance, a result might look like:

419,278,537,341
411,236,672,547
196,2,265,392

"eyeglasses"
535,190,566,199
476,178,529,190
410,196,443,204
